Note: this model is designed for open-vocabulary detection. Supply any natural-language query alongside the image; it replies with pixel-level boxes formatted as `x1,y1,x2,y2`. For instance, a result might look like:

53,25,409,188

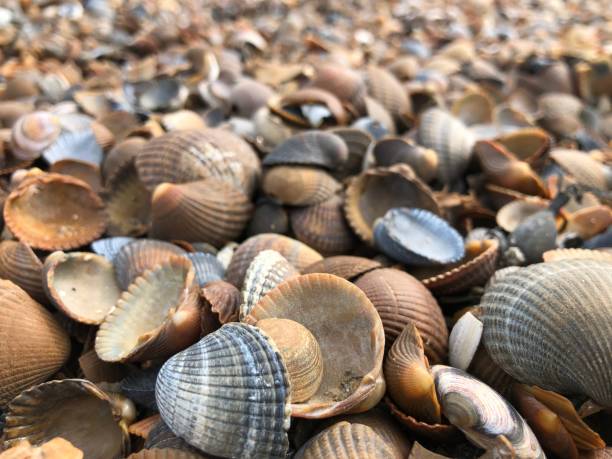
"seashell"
182,252,224,287
327,127,373,179
42,130,103,166
4,173,106,251
416,108,475,185
0,240,45,303
240,250,299,320
451,90,494,126
364,66,412,124
432,365,544,458
467,343,516,399
374,208,465,266
105,165,152,237
290,195,357,256
2,379,129,459
127,449,205,459
384,323,441,424
496,198,549,232
550,149,609,190
160,110,207,132
448,311,483,371
269,88,348,128
538,93,583,137
344,164,440,244
496,128,551,168
245,273,384,418
0,438,83,459
388,56,420,82
262,131,348,171
200,280,240,336
245,198,289,236
10,111,61,161
150,178,253,247
372,137,438,183
144,420,200,453
155,323,291,458
354,268,448,363
102,137,147,186
310,64,367,113
134,129,260,197
229,79,275,118
302,256,381,280
510,210,557,264
257,318,323,403
97,112,142,143
0,101,35,128
91,237,135,261
42,251,121,325
78,349,127,384
262,166,340,206
543,248,612,263
124,78,188,112
294,421,395,458
565,205,612,240
73,90,114,118
253,107,297,151
481,260,612,407
49,159,103,193
96,257,200,363
120,367,159,411
361,98,396,136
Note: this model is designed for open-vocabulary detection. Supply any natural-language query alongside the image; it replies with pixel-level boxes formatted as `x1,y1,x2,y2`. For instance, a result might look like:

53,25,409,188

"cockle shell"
183,252,225,287
364,66,412,124
262,166,341,206
246,198,289,236
496,128,551,168
91,237,135,261
120,367,159,411
328,127,373,179
269,88,348,128
542,248,612,263
42,130,104,166
310,64,367,113
50,159,103,193
144,420,199,453
550,149,609,190
451,90,494,126
102,137,147,186
262,131,348,171
0,240,45,303
229,79,275,118
302,256,381,281
10,111,61,161
155,323,291,458
510,210,557,264
496,198,549,232
481,260,612,407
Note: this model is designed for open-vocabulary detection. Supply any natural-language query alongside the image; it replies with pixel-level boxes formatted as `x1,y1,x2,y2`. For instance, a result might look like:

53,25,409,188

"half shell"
200,280,240,336
262,131,348,171
262,166,340,206
0,240,45,303
372,137,438,183
10,111,61,161
550,149,608,191
364,66,412,124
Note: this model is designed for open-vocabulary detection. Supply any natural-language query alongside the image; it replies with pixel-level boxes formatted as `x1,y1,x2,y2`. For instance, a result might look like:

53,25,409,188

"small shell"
302,256,381,280
510,210,557,264
451,90,494,126
4,173,106,251
0,240,45,303
96,257,200,362
432,365,544,458
200,280,240,336
372,137,438,182
10,111,61,161
128,414,161,440
103,137,147,186
542,248,612,263
408,442,452,459
262,166,341,206
42,130,103,166
78,349,127,384
0,438,83,459
230,79,275,118
124,78,188,112
328,127,373,179
155,323,291,458
496,198,549,232
105,165,152,237
2,379,129,459
495,128,551,168
364,66,412,124
564,205,612,240
183,252,225,287
160,110,207,132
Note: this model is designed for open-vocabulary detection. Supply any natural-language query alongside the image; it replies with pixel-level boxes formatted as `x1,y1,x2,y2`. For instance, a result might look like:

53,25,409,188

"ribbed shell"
262,166,340,206
294,422,394,459
364,66,412,122
200,280,241,336
372,137,439,183
240,250,299,320
271,88,348,127
49,159,103,193
225,234,322,288
311,64,367,112
155,323,291,458
183,252,225,287
354,268,448,363
145,420,199,453
263,131,349,171
416,108,475,185
496,128,550,167
245,198,289,237
0,240,45,303
150,178,253,248
0,280,70,406
105,165,152,237
481,260,612,407
290,195,357,256
127,449,206,459
91,237,135,261
103,137,147,185
496,199,548,232
302,256,381,280
550,149,608,191
542,248,612,263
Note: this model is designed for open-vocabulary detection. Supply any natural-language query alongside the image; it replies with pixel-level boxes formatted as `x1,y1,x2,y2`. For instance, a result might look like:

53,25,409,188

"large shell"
481,260,612,407
302,256,381,281
155,323,291,458
364,66,412,124
0,240,45,303
354,268,448,363
150,178,253,247
96,257,200,363
0,280,70,406
262,166,340,206
550,149,609,190
4,173,106,251
344,164,440,244
10,111,61,161
2,379,129,459
432,366,544,458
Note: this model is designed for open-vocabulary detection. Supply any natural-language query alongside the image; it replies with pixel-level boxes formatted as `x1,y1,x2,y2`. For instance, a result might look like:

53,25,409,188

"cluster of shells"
0,0,611,458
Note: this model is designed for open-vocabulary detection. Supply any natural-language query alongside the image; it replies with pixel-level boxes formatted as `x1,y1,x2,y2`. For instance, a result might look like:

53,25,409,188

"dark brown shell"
302,256,381,281
200,280,241,336
0,240,45,303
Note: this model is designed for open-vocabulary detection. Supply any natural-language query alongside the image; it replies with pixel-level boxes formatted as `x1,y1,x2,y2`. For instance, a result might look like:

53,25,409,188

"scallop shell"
354,268,448,363
510,210,557,264
373,208,465,266
262,166,340,206
150,178,253,247
155,323,291,458
245,273,384,418
416,108,475,185
105,165,152,237
127,449,205,459
372,137,438,183
364,66,412,124
42,130,104,166
240,250,299,320
302,256,381,280
10,111,61,161
0,438,83,459
91,237,135,262
432,365,544,458
542,248,612,263
496,128,551,168
4,173,106,251
550,149,608,190
182,252,225,287
96,257,200,362
0,280,70,406
2,379,129,459
481,260,612,407
496,198,549,232
0,240,45,303
344,164,440,244
200,280,240,336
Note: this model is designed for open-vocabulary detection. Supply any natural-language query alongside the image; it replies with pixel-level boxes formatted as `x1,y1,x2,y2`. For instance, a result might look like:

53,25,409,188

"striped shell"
127,448,205,459
155,323,291,458
550,149,609,191
0,240,45,303
328,128,373,179
481,260,612,407
302,256,381,281
91,237,135,261
183,252,225,287
144,420,200,453
120,367,159,411
542,248,612,263
103,137,147,185
262,166,340,206
364,66,412,123
311,64,367,112
496,128,550,168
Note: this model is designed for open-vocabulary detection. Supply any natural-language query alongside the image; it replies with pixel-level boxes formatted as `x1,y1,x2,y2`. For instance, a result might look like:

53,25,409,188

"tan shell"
0,438,83,459
200,280,240,336
128,414,161,440
302,256,381,281
364,66,412,123
270,88,349,127
385,396,459,442
95,257,200,363
262,166,340,206
565,205,612,239
550,149,609,191
105,165,152,237
127,449,205,459
42,251,121,325
2,379,129,459
310,64,367,112
496,198,549,232
151,178,253,248
408,442,452,459
372,137,439,183
496,128,551,168
50,159,103,193
0,280,70,406
245,273,385,418
354,268,448,363
78,349,127,384
160,110,207,132
10,111,61,161
344,164,440,243
0,240,45,303
451,90,494,126
542,248,612,263
102,137,147,185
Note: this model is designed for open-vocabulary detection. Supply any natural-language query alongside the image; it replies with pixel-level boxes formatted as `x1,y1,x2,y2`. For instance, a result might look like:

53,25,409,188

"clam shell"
372,137,438,183
160,110,207,133
0,240,45,303
416,108,475,185
245,198,289,236
144,420,200,453
127,449,205,459
448,311,483,371
183,252,225,287
4,173,106,251
78,349,127,384
96,256,200,362
150,178,253,247
42,130,103,166
364,66,412,124
496,128,551,168
42,251,121,325
550,149,608,190
200,280,240,336
240,249,299,320
510,210,557,264
451,90,494,126
354,268,448,363
310,64,367,112
481,260,612,407
155,323,291,458
432,365,544,458
91,237,135,262
344,164,440,244
262,131,348,171
2,379,129,459
49,159,103,193
0,438,83,459
10,111,61,161
373,208,465,266
542,248,612,263
0,280,70,406
408,442,452,459
302,256,381,280
105,165,152,237
385,396,459,442
565,205,612,239
467,344,515,399
97,112,142,143
245,273,384,418
262,166,340,206
496,198,549,232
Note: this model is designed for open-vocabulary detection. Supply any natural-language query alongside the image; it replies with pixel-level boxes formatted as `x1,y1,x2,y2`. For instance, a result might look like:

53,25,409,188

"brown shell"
310,64,367,112
386,397,460,442
78,349,127,384
102,136,147,186
200,280,241,336
128,414,161,440
467,344,515,399
0,240,45,303
10,111,61,161
364,66,412,122
105,165,152,237
372,137,438,183
262,166,340,206
49,159,103,193
451,90,494,126
4,173,106,251
550,149,609,191
496,198,549,232
0,438,83,459
408,442,452,459
542,248,612,263
98,111,142,143
354,268,448,363
230,79,275,119
565,205,612,239
302,256,381,281
150,178,253,248
270,88,349,127
160,110,207,132
496,128,551,168
127,449,206,459
344,164,440,244
328,128,373,179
